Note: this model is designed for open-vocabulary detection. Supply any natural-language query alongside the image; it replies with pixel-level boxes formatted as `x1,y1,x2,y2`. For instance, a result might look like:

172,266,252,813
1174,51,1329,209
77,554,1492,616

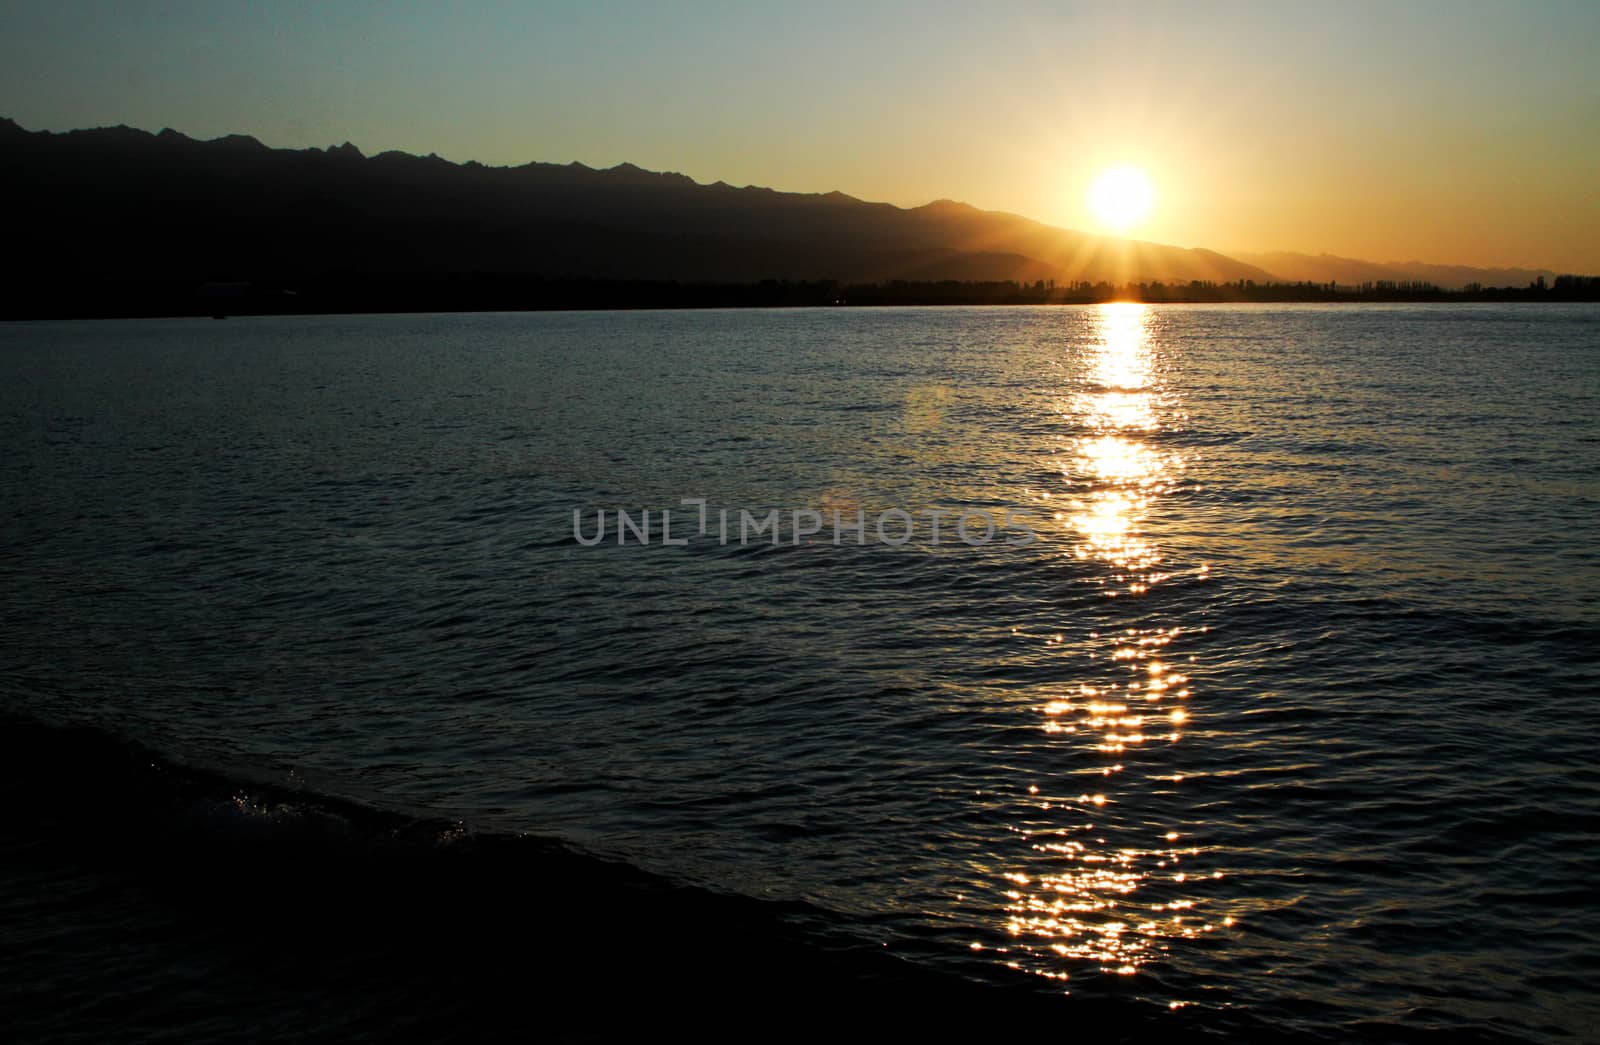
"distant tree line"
6,272,1598,320
844,275,1600,305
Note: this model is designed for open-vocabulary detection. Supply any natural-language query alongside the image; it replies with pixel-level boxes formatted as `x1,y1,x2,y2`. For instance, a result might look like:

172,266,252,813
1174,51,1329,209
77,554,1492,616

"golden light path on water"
997,304,1227,990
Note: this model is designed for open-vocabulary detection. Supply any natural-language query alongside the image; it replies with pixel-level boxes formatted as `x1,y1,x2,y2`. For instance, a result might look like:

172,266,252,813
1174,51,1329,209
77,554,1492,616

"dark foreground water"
2,304,1597,1042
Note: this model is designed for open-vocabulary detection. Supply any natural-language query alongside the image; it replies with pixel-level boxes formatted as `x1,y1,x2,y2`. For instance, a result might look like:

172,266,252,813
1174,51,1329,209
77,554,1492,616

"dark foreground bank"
0,715,1227,1044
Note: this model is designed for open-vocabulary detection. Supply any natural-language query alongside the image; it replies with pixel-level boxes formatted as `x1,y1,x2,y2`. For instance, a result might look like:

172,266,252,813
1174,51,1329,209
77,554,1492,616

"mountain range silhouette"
0,117,1557,306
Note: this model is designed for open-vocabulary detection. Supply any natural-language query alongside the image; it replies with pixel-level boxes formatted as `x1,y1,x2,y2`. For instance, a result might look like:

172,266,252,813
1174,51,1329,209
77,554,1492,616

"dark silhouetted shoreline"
6,274,1597,322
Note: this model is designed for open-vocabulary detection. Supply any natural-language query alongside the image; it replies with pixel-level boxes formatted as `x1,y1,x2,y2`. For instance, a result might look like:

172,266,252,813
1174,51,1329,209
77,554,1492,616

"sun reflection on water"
998,303,1223,986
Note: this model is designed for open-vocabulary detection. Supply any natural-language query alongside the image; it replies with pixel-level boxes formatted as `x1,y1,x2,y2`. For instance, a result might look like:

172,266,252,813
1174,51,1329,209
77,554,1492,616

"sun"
1087,166,1155,233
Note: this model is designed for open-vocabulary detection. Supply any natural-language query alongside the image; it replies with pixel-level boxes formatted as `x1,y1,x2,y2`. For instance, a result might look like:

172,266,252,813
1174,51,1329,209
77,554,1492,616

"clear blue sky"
3,0,1595,269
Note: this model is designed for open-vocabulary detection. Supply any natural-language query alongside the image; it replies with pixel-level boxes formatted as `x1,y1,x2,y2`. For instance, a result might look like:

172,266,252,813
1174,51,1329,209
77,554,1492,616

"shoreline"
6,275,1599,322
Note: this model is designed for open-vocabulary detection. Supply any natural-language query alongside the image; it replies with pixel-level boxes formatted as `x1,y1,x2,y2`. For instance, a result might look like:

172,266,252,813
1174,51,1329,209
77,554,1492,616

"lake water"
3,304,1598,1041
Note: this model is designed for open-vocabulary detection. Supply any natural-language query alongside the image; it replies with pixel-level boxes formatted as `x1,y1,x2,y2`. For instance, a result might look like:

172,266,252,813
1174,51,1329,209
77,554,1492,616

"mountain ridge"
1230,250,1557,290
0,117,1574,292
1,117,1274,288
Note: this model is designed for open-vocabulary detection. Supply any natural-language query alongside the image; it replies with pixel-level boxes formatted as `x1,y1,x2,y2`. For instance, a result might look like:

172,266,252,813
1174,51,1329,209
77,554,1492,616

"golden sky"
3,1,1596,270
